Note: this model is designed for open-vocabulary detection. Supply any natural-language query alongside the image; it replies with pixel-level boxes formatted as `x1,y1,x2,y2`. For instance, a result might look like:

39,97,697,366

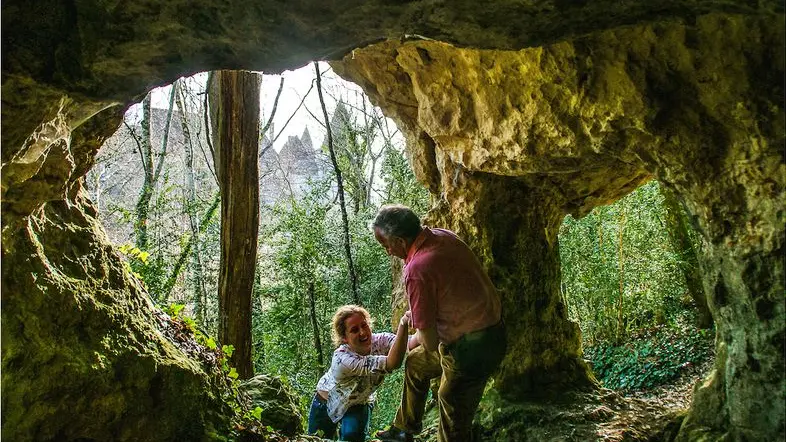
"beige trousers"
393,322,506,442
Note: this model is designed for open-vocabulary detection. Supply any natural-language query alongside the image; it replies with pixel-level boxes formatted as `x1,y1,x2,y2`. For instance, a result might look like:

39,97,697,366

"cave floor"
417,357,714,442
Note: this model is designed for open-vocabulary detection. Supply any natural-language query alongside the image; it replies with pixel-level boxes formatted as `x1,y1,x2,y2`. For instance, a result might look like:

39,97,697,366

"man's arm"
406,276,438,351
407,334,421,351
413,327,438,353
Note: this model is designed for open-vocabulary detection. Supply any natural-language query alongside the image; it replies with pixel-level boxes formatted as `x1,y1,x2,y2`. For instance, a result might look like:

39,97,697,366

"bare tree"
315,62,361,306
123,87,178,301
307,279,324,372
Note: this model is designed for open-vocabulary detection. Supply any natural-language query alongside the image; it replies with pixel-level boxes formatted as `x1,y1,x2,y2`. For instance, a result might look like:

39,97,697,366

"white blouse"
316,332,396,422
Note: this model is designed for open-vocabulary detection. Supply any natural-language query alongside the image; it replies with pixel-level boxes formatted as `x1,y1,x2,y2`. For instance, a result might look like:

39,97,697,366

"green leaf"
205,337,217,350
223,344,235,357
252,406,262,420
166,303,185,317
228,367,238,380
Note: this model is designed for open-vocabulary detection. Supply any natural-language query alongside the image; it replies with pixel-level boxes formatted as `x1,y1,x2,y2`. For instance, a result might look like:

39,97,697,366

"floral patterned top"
316,332,397,422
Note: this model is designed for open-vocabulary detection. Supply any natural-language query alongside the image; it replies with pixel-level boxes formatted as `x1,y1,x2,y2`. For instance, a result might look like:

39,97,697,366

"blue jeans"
307,393,372,441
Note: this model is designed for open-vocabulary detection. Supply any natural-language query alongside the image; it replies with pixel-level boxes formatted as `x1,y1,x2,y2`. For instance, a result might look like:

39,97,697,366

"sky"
143,62,387,152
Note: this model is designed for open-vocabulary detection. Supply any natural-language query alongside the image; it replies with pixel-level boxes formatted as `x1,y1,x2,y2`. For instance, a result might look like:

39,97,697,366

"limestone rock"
238,374,304,437
332,13,784,441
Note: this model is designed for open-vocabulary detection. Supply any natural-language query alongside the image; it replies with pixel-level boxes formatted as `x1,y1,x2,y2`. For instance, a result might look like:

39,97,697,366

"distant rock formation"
260,127,330,204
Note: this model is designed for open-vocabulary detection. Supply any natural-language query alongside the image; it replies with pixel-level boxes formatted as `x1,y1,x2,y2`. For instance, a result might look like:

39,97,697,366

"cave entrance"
86,64,421,429
557,179,715,393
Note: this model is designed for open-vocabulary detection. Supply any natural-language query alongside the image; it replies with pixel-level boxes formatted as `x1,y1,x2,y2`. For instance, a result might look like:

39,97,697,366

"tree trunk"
315,63,361,306
210,70,260,380
133,85,177,302
616,205,626,345
134,94,154,253
660,184,713,329
161,193,221,302
176,81,208,324
307,279,324,373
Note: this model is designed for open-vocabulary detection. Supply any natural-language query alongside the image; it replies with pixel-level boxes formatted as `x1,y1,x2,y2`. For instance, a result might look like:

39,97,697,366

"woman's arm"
384,310,411,371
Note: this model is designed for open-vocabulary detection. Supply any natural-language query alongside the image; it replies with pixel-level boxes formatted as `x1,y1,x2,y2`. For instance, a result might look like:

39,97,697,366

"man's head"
372,204,422,259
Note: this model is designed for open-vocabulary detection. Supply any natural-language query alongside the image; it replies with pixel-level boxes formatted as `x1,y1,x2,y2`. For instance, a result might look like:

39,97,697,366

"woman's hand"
398,310,411,328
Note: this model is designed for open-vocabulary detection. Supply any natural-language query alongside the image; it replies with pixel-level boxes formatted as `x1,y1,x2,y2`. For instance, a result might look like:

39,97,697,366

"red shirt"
404,227,502,344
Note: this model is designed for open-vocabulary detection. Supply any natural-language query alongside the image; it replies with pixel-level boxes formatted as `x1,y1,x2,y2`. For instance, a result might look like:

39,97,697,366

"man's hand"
416,327,439,352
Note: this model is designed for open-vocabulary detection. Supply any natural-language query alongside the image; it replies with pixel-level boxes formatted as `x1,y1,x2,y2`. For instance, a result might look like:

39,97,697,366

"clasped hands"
398,310,412,328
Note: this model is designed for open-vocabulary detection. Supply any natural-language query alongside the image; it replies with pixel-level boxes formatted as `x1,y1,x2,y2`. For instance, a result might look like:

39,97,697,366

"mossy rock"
239,374,303,436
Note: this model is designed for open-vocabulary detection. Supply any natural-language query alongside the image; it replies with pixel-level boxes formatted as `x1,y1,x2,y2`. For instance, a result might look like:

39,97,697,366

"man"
372,204,506,442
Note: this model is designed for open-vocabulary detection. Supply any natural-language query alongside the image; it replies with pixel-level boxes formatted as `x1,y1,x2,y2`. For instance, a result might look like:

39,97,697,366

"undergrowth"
584,324,714,391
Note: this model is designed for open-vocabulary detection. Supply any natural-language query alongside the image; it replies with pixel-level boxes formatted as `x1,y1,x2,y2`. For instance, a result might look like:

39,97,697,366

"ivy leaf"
228,367,239,380
205,337,217,350
223,345,235,357
252,406,262,420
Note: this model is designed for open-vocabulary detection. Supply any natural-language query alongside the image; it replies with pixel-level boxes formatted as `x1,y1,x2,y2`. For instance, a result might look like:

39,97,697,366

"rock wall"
1,108,232,440
332,13,784,440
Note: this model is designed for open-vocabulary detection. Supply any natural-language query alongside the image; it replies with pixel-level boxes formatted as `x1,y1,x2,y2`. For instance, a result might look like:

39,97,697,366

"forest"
87,64,715,437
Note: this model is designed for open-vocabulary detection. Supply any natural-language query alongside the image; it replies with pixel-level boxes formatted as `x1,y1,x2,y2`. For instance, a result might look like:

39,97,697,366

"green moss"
2,198,233,440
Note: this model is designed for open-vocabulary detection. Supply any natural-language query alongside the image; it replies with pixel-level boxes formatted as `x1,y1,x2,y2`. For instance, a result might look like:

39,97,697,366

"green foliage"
253,139,429,431
560,180,715,395
166,302,185,317
585,325,714,391
134,173,182,301
371,369,404,428
166,303,216,349
380,146,430,214
163,303,275,438
559,181,693,345
118,243,148,281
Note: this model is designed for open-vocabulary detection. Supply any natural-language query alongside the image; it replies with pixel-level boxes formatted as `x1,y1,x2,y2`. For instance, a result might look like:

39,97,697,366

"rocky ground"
415,357,715,442
239,357,714,441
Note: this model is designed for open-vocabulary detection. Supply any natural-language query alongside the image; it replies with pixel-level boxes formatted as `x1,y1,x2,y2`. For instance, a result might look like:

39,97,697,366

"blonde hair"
331,305,372,347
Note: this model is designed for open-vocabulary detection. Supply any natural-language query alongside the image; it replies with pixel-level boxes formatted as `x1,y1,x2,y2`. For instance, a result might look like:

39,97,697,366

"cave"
2,1,783,441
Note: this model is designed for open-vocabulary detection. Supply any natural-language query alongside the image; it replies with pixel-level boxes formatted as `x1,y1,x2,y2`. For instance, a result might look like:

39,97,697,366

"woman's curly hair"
331,304,373,347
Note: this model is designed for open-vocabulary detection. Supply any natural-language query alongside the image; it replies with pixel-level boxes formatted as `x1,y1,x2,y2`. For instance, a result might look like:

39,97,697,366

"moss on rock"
239,375,303,437
1,113,233,440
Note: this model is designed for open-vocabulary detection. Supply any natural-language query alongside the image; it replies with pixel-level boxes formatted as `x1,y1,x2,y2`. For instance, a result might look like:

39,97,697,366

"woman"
308,305,410,441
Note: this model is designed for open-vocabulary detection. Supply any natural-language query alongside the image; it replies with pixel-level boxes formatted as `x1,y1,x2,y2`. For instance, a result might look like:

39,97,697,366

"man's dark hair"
373,204,422,241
